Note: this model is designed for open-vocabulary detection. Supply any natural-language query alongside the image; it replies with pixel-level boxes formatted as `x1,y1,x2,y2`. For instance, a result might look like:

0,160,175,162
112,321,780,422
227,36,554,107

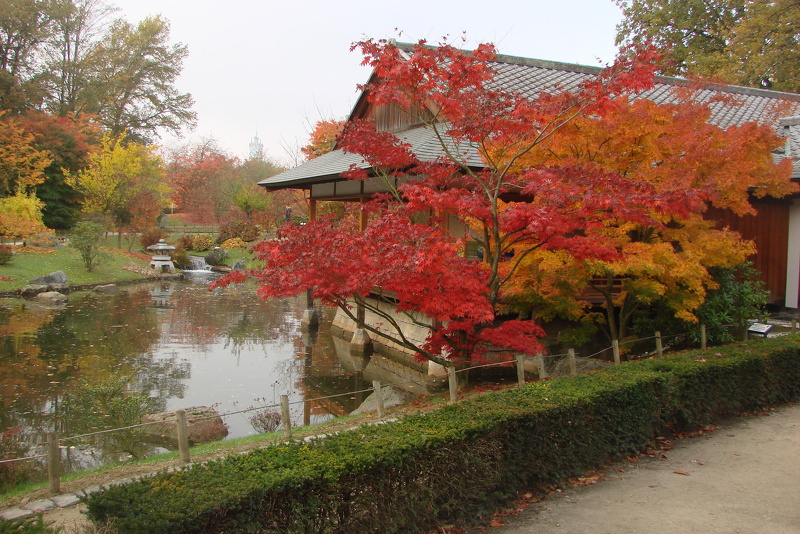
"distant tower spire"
249,131,264,159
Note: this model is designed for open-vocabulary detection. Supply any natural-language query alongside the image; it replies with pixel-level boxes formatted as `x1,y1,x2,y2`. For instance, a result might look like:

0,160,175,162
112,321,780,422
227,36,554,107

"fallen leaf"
673,470,691,476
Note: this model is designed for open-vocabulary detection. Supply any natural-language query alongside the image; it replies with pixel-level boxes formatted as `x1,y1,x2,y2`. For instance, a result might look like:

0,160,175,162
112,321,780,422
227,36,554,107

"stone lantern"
147,239,176,273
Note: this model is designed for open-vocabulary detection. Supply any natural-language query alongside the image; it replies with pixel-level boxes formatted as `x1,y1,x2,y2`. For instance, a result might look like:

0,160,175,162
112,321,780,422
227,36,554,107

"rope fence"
2,317,793,495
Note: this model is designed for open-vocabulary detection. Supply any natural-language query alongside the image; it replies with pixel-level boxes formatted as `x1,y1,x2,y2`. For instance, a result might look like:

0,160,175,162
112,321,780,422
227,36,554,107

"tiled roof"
260,45,800,189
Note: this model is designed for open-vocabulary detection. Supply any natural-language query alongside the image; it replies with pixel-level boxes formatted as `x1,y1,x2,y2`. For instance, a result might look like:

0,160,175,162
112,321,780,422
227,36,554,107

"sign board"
747,323,773,337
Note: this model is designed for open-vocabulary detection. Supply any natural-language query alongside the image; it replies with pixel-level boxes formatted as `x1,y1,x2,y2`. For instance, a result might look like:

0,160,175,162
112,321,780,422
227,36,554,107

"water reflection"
0,279,375,457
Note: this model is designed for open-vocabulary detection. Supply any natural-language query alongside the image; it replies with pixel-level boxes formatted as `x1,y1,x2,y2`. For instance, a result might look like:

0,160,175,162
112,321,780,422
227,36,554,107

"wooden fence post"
448,367,458,404
793,318,797,333
612,340,621,365
47,432,60,495
701,324,707,350
175,409,191,464
567,348,577,377
280,395,292,440
515,354,526,387
537,352,548,379
655,331,663,357
372,380,385,418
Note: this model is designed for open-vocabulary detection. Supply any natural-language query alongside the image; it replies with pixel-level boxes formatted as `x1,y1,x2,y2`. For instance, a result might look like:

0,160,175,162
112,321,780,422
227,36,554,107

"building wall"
706,200,791,304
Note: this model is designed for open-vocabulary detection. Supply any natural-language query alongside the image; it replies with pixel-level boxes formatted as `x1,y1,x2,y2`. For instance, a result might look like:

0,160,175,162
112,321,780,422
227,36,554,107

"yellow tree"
66,131,166,232
497,96,796,343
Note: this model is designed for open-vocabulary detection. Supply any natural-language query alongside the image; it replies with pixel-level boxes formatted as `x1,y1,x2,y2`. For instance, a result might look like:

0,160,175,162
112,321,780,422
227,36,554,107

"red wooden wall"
705,200,790,304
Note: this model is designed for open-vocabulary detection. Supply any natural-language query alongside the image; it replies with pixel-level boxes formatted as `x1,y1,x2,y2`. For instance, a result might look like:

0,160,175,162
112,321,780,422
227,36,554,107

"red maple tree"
214,39,731,365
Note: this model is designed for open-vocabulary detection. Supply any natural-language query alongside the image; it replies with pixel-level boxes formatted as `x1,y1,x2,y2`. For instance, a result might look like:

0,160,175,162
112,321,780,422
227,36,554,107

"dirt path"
477,402,800,534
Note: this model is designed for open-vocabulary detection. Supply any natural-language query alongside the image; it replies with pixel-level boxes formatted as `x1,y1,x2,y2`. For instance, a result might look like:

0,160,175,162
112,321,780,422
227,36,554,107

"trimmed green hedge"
84,336,800,533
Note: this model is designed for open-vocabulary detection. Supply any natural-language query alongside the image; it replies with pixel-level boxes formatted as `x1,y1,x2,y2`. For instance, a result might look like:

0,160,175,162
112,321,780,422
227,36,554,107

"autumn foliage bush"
190,234,215,252
139,227,167,251
0,427,31,492
219,238,246,250
84,336,800,534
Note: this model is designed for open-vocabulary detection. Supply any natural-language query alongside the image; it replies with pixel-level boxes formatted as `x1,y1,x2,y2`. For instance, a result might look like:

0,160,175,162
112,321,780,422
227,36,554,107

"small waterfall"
189,257,212,271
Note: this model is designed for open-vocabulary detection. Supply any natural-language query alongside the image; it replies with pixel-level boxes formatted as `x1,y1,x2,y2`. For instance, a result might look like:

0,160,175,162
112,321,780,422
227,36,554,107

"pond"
0,275,409,471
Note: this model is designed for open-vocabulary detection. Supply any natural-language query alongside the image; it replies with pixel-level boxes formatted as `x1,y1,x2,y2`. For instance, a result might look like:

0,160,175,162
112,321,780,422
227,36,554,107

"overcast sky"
112,0,625,165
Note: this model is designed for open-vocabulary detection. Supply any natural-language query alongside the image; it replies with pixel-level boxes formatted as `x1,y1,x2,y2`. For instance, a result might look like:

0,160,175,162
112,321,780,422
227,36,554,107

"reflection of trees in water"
128,351,191,412
0,281,346,452
161,283,305,354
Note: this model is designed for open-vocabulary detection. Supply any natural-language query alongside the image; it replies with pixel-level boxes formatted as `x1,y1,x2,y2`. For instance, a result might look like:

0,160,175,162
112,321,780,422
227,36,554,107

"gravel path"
476,402,800,534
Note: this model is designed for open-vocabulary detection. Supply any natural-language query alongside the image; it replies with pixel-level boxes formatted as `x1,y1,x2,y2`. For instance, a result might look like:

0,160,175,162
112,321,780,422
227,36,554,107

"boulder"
350,385,411,415
19,284,50,298
30,271,68,286
140,406,229,445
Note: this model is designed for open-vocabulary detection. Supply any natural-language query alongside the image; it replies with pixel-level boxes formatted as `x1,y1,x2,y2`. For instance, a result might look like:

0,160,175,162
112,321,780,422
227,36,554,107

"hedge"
83,336,800,533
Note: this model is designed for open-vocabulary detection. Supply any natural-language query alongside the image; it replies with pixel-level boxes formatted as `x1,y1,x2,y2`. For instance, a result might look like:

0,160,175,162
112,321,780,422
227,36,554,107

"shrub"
69,221,107,271
0,245,13,266
139,227,167,251
0,427,31,493
190,235,215,252
217,221,261,244
176,234,194,250
248,409,281,434
83,337,800,533
171,244,191,269
219,238,246,250
203,247,227,266
0,514,62,533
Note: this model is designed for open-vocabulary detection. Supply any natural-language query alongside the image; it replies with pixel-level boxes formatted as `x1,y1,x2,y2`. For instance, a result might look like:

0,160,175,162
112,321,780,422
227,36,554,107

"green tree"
45,0,117,116
69,220,106,270
82,15,196,142
228,155,284,220
616,0,800,92
0,0,56,111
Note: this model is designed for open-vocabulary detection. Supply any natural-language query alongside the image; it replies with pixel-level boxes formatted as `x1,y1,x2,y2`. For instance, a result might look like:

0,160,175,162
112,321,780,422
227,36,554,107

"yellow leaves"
65,131,165,218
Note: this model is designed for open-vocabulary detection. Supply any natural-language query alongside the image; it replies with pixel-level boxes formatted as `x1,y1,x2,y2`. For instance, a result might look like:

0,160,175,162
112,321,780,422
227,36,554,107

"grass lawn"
0,246,153,294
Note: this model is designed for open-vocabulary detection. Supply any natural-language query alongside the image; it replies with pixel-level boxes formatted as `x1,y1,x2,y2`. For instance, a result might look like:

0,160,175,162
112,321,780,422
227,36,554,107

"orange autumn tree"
300,119,345,160
216,39,711,366
498,96,796,344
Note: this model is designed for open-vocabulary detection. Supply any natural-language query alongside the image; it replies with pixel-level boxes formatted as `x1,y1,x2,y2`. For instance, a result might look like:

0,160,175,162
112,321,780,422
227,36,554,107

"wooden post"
280,395,292,440
372,380,385,418
537,352,548,379
175,409,191,464
47,432,60,495
567,348,577,377
701,324,707,350
792,318,797,334
655,331,663,357
448,366,458,404
308,197,317,222
612,340,621,365
515,354,526,387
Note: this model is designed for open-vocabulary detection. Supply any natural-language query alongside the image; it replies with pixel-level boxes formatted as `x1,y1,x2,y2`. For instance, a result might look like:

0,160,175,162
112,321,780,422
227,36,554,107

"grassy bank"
0,243,254,295
0,246,154,294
